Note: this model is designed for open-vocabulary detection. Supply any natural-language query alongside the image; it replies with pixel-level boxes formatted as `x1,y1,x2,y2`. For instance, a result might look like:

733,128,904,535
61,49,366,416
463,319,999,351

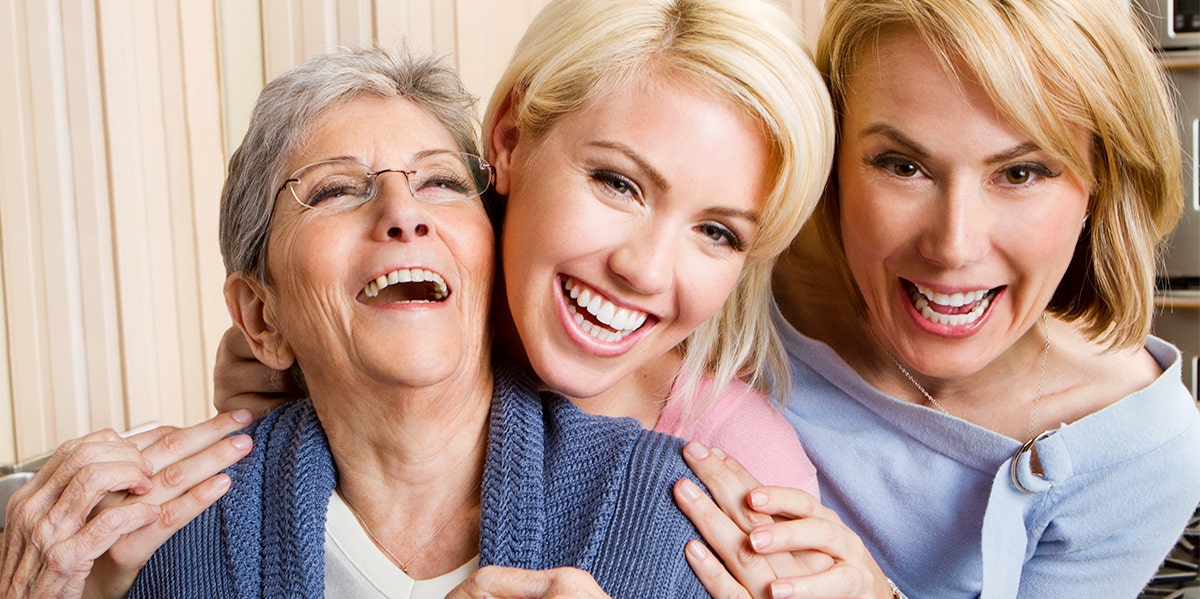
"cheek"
675,256,745,328
503,187,592,276
839,199,888,269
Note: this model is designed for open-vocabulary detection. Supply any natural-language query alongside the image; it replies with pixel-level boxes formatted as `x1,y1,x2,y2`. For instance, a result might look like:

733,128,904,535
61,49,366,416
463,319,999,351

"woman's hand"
675,442,893,599
0,410,254,599
446,566,611,598
213,325,302,418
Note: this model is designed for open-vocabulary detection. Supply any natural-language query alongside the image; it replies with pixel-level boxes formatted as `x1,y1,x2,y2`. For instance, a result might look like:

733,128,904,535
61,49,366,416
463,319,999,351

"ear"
224,273,295,371
488,92,522,196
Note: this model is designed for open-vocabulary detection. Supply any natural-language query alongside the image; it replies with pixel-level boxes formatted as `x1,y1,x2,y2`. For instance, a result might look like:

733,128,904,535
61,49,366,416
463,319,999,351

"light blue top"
777,308,1200,598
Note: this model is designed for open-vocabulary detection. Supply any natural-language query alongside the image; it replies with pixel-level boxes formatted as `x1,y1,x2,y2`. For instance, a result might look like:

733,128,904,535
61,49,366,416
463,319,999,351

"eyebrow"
709,206,760,225
587,140,670,191
860,123,1042,164
859,124,931,159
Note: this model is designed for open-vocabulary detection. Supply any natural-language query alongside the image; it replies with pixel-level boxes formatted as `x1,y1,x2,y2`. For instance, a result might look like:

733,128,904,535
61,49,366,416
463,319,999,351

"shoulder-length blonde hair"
814,0,1183,350
484,0,835,407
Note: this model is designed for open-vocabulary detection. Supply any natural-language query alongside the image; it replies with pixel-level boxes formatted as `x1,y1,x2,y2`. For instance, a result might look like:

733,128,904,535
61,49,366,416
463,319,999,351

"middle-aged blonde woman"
674,0,1200,597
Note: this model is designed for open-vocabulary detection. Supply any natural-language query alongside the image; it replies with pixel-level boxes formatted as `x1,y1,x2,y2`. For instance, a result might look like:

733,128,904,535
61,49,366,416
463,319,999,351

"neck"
867,317,1054,440
310,364,492,579
564,350,680,429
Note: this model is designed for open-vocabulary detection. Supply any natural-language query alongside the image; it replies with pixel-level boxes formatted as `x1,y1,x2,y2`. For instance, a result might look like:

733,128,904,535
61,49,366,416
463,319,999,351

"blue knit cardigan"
128,364,708,598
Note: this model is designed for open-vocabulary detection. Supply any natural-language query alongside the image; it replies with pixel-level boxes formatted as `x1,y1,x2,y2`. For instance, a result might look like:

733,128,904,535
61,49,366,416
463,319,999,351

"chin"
536,362,615,400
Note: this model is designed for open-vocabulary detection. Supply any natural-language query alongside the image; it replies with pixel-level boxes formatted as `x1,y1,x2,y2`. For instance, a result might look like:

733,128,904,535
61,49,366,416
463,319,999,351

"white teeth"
610,308,630,331
909,285,992,326
596,302,616,324
914,284,989,307
362,268,448,301
585,293,603,316
561,276,650,342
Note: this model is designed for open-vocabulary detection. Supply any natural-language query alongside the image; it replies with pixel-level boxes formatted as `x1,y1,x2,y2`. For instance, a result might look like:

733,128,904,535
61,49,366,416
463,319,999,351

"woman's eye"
996,163,1057,187
870,154,923,178
414,174,474,200
697,222,745,252
1004,167,1032,185
307,183,367,207
591,170,641,202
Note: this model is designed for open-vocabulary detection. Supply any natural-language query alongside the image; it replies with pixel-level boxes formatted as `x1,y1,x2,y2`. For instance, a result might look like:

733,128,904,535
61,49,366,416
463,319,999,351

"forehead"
286,95,461,171
847,29,960,101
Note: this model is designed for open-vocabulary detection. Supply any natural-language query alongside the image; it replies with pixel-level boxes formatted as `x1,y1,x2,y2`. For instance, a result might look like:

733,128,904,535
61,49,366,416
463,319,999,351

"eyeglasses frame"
274,151,495,211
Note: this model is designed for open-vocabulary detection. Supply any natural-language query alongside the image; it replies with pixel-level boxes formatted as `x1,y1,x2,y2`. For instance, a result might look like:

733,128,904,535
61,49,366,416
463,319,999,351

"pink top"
654,375,819,496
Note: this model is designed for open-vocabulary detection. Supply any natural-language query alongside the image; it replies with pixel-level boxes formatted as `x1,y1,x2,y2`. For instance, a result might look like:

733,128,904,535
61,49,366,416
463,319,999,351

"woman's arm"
674,442,895,599
0,411,253,599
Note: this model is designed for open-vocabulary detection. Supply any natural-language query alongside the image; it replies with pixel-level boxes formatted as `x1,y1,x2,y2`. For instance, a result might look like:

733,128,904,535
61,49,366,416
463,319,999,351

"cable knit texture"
128,363,706,598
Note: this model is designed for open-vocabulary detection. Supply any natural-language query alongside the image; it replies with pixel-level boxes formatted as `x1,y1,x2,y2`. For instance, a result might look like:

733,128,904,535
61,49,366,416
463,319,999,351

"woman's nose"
371,173,434,242
918,184,987,269
608,230,675,295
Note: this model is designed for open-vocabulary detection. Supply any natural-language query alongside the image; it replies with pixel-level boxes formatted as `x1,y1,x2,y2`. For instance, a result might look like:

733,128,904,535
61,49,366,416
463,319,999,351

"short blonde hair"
484,0,834,405
815,0,1183,350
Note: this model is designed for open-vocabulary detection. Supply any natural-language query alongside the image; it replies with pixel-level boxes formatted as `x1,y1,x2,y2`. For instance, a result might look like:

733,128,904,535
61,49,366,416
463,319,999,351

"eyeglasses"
277,151,493,211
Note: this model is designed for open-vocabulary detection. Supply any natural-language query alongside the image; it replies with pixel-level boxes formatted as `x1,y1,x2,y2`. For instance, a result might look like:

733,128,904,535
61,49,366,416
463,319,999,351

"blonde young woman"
215,0,834,489
676,0,1200,597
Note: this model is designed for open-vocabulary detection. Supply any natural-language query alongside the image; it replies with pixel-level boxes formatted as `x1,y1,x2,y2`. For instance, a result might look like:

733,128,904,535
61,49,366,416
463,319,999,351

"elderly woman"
677,0,1200,597
4,46,711,598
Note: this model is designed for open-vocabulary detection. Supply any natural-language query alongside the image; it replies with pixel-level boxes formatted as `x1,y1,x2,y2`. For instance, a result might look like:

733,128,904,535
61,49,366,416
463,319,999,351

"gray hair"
220,46,481,280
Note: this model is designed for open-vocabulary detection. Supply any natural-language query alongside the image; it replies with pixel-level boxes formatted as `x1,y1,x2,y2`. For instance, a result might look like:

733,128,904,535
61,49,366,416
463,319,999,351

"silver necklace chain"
336,482,480,575
886,314,1050,442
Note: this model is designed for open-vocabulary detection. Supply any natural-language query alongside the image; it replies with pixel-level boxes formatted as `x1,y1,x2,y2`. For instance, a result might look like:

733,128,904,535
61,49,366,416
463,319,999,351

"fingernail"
212,474,231,491
710,446,727,459
678,478,703,501
771,581,794,599
685,540,708,561
749,529,772,551
230,434,252,450
231,409,252,424
684,441,709,459
750,491,768,508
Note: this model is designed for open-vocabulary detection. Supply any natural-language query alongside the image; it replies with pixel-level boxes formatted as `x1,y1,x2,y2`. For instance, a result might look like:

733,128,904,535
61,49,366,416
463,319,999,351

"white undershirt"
324,491,479,598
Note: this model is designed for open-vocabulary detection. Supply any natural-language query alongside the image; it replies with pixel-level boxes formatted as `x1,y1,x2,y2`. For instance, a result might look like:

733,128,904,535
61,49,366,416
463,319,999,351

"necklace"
884,314,1050,442
336,481,480,575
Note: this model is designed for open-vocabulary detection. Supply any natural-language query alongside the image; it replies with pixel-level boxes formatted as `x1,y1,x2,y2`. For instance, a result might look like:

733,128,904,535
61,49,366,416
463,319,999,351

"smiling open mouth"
903,279,1001,327
360,268,449,306
561,276,649,343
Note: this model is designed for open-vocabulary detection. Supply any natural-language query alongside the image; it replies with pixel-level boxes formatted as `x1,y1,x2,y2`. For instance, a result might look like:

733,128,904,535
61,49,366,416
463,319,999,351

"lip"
553,274,657,358
899,278,1003,338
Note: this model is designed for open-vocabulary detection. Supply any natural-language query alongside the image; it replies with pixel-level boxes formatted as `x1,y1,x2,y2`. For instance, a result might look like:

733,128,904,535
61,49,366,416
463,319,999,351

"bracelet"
886,578,907,599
